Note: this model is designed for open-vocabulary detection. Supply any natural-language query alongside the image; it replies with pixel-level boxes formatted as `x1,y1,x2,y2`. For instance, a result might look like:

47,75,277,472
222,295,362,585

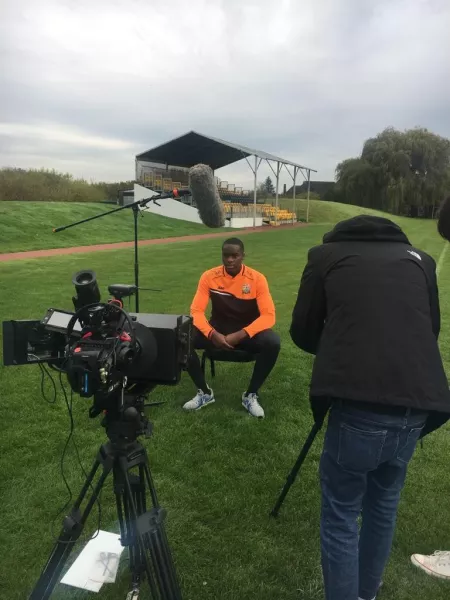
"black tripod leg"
270,423,320,518
140,460,181,598
116,488,138,580
29,454,111,600
119,455,182,600
118,458,161,599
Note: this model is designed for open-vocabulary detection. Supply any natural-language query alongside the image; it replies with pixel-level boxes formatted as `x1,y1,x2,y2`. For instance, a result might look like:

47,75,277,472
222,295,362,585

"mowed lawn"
0,220,449,600
0,201,228,254
0,198,417,255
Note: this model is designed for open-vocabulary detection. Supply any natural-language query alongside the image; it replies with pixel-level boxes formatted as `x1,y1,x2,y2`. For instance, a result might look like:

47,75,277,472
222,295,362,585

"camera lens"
72,270,101,308
76,273,93,285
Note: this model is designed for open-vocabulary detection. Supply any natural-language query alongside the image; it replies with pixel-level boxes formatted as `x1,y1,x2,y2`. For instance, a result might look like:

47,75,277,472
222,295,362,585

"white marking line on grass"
437,242,449,278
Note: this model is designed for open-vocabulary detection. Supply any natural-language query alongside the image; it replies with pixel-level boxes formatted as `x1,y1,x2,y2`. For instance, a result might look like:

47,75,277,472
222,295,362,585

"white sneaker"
183,388,215,411
242,392,265,418
411,550,450,580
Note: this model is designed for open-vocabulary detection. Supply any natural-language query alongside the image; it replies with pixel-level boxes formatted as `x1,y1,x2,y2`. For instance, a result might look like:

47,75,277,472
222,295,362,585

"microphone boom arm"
51,192,173,311
52,193,172,234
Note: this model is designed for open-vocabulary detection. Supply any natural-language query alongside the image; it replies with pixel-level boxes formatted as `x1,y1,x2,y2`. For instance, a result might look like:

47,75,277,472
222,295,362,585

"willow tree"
335,127,450,216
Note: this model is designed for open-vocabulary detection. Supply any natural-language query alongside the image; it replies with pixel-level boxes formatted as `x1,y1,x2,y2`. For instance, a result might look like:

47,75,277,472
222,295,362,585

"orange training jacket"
190,265,276,338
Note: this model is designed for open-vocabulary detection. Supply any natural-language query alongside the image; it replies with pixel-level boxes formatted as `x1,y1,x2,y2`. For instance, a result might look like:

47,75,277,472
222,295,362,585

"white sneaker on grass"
183,388,215,411
411,550,450,580
242,392,265,418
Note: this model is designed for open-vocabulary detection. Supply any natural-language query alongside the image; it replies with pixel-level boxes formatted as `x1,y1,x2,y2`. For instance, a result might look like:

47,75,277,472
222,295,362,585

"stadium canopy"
136,130,317,225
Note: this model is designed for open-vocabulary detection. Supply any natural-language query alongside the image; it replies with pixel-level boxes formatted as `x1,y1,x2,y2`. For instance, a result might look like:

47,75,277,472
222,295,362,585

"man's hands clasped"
210,329,249,350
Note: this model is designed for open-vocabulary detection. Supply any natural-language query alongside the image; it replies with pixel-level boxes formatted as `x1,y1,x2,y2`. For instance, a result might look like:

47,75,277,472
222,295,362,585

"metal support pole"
306,169,311,223
275,161,280,226
245,155,261,229
253,155,258,228
292,166,298,225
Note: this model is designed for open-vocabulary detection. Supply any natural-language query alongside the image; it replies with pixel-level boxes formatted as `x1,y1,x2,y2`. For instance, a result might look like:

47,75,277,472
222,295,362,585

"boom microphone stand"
52,193,164,313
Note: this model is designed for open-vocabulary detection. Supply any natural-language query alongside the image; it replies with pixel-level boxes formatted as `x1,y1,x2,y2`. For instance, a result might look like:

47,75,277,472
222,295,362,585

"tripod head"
89,384,159,446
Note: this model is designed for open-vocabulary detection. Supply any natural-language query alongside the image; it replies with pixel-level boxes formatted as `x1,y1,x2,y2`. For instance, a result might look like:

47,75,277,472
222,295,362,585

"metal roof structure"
136,130,316,173
135,131,318,225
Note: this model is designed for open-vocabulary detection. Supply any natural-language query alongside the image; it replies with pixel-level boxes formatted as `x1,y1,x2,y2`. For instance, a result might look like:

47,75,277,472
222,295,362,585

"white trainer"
242,392,265,418
183,388,215,411
411,550,450,580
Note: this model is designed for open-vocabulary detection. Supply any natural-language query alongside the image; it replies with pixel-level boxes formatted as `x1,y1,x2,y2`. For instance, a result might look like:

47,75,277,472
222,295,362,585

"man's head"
438,197,450,242
222,238,245,276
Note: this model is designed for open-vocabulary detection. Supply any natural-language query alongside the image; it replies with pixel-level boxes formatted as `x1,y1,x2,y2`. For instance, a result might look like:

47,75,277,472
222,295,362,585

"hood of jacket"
323,215,411,245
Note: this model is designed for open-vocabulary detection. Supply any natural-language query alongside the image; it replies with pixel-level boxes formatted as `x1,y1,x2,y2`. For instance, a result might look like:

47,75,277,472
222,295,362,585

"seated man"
183,237,280,418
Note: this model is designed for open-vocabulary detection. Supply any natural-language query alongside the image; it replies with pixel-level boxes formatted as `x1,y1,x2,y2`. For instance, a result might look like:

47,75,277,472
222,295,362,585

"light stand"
53,194,163,312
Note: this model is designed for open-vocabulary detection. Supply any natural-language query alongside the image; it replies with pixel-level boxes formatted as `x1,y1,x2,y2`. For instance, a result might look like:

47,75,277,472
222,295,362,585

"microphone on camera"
140,163,225,228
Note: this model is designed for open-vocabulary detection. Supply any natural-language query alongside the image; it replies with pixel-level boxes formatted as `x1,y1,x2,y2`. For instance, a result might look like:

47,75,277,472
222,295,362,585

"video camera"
2,269,192,438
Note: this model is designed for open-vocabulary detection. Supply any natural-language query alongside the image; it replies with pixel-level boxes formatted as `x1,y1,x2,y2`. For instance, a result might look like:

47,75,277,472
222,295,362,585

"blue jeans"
320,402,427,600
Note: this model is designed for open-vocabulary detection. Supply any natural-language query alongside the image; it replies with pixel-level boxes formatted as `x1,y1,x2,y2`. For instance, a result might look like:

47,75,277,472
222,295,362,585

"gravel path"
0,223,305,262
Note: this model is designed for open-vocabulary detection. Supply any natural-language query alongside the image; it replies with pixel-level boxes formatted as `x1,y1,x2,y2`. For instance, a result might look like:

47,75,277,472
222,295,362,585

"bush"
0,168,134,203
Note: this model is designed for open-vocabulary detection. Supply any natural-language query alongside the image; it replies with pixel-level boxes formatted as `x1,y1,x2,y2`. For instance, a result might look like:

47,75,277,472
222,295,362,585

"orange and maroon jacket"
190,265,276,338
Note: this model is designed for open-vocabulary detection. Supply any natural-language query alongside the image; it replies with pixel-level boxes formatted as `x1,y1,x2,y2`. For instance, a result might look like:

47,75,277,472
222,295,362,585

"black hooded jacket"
290,216,450,429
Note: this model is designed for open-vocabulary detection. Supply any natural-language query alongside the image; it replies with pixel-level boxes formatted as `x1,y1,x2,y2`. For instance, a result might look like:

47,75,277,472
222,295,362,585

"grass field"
1,217,449,599
0,199,423,254
0,202,227,253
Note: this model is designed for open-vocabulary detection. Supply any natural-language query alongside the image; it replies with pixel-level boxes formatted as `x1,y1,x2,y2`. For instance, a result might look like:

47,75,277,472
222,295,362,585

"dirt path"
0,223,305,262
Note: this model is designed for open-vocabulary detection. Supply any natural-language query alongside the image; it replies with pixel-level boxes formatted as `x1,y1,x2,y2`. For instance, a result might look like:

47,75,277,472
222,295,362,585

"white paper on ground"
60,530,124,592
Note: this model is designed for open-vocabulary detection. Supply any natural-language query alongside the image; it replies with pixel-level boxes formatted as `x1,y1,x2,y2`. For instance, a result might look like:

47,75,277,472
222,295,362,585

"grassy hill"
0,201,228,253
280,197,415,225
0,199,435,254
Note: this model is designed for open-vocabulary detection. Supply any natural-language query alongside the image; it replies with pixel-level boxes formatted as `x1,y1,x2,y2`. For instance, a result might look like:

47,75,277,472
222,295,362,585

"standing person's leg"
358,411,427,600
320,405,371,600
183,328,215,410
238,329,280,417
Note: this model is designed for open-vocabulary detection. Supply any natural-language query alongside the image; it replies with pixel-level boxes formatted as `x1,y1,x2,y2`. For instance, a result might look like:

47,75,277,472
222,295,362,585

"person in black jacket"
290,215,450,600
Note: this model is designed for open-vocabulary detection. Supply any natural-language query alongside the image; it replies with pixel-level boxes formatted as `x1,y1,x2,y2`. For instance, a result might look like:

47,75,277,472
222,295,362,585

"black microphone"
188,163,225,228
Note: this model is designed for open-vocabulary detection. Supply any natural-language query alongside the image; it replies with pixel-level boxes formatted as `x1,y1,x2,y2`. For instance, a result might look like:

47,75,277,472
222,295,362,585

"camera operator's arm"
290,247,326,355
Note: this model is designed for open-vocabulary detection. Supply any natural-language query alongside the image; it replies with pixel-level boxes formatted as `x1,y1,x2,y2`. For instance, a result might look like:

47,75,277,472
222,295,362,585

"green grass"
0,219,449,599
0,202,228,253
279,197,425,226
0,199,434,255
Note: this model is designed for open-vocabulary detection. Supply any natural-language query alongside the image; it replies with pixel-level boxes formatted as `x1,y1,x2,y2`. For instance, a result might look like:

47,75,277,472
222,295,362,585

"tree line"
0,168,134,203
334,127,450,217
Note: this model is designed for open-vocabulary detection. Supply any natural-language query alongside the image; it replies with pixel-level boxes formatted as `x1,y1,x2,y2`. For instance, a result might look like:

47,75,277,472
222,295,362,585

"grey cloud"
1,0,450,183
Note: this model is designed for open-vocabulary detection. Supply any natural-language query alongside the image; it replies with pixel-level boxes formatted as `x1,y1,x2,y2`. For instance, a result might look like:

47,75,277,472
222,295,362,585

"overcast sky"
1,0,449,189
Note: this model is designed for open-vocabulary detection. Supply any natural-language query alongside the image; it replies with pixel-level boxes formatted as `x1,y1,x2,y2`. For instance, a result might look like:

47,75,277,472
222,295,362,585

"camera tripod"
30,408,182,600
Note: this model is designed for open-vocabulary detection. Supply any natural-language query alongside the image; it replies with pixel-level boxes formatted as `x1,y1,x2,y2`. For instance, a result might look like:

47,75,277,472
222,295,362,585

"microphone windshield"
189,163,225,228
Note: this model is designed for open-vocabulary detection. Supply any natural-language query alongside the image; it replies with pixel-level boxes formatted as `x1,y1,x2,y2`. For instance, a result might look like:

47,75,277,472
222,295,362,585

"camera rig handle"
108,284,137,300
108,284,162,304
